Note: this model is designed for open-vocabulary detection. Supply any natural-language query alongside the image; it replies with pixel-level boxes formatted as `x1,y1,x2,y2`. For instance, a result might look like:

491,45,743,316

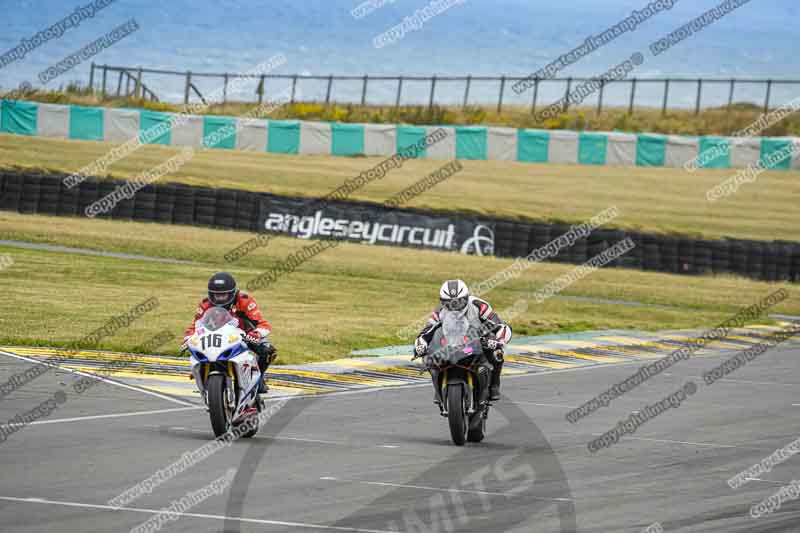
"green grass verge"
1,212,798,364
1,134,798,242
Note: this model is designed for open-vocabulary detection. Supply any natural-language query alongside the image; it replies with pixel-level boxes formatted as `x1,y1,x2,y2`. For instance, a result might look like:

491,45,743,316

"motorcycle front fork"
431,367,490,416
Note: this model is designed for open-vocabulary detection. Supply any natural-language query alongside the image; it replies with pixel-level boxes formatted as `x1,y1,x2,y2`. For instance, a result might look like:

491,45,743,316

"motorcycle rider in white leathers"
415,279,512,401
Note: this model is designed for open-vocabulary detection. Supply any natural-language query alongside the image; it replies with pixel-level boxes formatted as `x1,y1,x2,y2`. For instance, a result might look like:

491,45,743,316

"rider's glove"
482,335,500,351
181,335,192,350
245,331,264,344
266,344,277,363
414,337,428,357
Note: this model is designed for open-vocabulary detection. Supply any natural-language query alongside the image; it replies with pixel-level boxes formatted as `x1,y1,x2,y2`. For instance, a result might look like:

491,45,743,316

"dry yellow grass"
1,133,798,242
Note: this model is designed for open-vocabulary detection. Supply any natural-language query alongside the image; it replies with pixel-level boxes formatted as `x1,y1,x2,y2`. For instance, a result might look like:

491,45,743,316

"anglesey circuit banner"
257,194,495,256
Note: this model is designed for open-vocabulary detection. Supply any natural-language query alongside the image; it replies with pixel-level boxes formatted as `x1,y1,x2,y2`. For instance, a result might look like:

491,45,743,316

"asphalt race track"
0,340,799,532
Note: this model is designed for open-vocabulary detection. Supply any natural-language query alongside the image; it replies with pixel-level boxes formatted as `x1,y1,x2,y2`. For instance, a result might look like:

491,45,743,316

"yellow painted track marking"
514,344,626,362
3,347,189,367
500,367,528,375
326,359,423,378
658,335,744,351
599,345,666,359
132,384,198,397
61,365,193,382
549,349,626,364
504,354,576,369
595,336,652,346
2,322,788,398
724,334,769,345
548,340,613,349
268,368,398,387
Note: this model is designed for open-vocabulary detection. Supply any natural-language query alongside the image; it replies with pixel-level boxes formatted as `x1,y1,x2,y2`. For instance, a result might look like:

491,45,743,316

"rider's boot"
477,366,491,406
257,353,269,394
428,373,444,408
489,360,503,401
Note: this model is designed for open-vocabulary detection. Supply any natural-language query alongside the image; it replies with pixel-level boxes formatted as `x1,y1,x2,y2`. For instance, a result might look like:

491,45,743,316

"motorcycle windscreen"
197,306,239,331
434,309,484,362
441,309,470,345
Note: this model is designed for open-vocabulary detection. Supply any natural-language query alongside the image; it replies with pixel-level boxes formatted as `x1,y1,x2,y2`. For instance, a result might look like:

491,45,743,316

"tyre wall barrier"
0,170,798,283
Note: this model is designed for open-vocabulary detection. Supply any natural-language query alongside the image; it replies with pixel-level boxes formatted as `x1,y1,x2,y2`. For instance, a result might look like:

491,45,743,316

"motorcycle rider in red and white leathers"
182,272,275,393
414,279,512,401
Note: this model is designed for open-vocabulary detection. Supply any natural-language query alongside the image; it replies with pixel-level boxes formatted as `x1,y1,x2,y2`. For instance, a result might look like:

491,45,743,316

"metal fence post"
257,75,264,104
596,79,605,115
184,71,192,105
88,62,95,91
662,79,670,116
764,79,773,114
463,75,471,108
223,73,228,104
497,75,506,113
325,75,333,104
291,74,297,104
530,77,539,114
116,70,123,96
726,79,736,132
628,78,637,115
429,75,437,110
101,65,107,95
135,67,143,99
395,76,403,108
361,75,368,106
695,79,702,115
727,79,735,111
563,77,573,113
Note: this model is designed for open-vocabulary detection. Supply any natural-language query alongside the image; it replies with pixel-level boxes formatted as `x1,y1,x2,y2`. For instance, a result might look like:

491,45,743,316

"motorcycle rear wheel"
467,411,487,442
238,402,260,438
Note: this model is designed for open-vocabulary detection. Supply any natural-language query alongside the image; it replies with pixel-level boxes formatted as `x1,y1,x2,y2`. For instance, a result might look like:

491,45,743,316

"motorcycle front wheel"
447,384,467,446
207,373,232,437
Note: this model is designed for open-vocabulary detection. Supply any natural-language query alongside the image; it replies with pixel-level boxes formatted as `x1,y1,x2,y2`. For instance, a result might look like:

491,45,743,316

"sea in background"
0,0,797,108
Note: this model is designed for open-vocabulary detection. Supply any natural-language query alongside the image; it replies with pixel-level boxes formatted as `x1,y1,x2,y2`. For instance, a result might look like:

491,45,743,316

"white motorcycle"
186,307,270,438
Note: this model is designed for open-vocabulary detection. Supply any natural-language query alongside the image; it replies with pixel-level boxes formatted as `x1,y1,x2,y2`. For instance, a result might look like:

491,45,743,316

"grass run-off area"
1,133,799,242
1,212,799,365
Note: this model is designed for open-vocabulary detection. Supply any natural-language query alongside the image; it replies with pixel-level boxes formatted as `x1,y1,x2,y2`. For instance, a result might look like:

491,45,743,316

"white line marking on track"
0,349,196,407
607,435,765,450
690,376,800,387
158,425,398,449
28,407,203,426
0,495,394,533
509,400,578,408
160,427,353,447
261,434,403,449
263,435,346,445
320,477,573,502
747,478,788,485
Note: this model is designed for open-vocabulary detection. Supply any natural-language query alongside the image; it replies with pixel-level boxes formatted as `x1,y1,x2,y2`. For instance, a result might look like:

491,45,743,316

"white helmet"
439,279,470,314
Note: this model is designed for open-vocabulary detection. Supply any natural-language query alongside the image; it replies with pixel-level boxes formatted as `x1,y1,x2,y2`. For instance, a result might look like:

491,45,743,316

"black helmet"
208,272,238,308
